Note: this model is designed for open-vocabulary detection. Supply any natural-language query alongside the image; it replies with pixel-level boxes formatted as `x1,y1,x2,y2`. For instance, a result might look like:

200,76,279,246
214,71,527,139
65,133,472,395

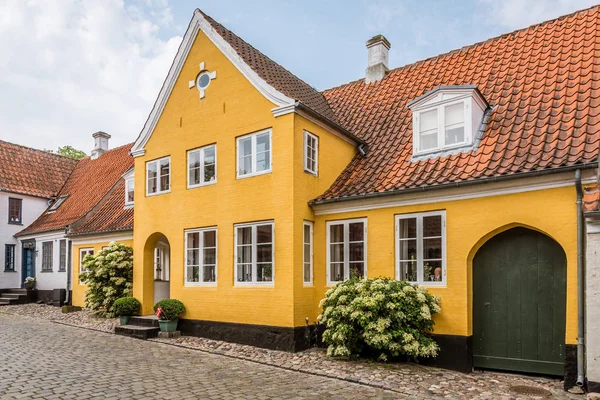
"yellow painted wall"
133,29,299,326
71,238,133,307
310,186,579,344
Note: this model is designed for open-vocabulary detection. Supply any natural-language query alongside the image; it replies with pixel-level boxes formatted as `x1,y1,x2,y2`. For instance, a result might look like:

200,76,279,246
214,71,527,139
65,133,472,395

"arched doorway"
143,233,171,307
472,227,566,375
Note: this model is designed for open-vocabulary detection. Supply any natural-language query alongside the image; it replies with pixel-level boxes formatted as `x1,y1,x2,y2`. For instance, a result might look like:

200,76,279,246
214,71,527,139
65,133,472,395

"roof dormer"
407,85,488,158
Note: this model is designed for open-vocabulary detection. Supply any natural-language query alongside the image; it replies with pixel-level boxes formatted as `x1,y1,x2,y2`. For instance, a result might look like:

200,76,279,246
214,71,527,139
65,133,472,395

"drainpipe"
575,169,585,387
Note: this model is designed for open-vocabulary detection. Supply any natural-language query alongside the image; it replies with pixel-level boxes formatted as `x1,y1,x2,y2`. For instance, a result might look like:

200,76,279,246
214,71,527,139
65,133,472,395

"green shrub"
153,299,185,320
113,297,141,317
318,277,441,361
79,242,133,317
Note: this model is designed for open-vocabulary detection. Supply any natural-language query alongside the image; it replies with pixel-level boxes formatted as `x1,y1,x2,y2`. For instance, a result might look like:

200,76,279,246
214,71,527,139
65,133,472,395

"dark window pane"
203,265,216,282
330,263,344,282
187,232,199,249
304,244,310,263
237,227,252,245
187,250,199,266
203,248,216,265
257,263,273,282
399,261,417,282
423,238,442,259
398,217,417,239
329,224,344,243
423,260,443,282
349,222,364,242
237,245,251,264
187,266,199,282
203,231,216,247
349,262,364,278
398,239,417,261
349,242,364,262
257,244,272,263
330,243,344,262
304,224,311,242
423,215,442,237
303,263,311,282
256,225,272,244
237,264,252,281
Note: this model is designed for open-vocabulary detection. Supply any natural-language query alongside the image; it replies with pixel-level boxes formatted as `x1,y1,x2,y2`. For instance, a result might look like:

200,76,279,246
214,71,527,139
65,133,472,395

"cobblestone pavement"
0,313,397,399
1,305,583,399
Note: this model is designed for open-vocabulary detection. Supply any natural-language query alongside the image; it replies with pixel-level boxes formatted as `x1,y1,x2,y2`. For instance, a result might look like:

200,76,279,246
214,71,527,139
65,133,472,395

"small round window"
197,71,211,90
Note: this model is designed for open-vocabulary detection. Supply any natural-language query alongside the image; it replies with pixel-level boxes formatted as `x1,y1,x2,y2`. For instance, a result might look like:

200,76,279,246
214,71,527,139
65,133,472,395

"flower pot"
119,316,130,325
158,319,178,332
23,283,35,290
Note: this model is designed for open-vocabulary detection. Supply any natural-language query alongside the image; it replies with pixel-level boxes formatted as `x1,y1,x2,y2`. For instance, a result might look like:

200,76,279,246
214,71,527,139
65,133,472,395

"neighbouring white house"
0,141,76,291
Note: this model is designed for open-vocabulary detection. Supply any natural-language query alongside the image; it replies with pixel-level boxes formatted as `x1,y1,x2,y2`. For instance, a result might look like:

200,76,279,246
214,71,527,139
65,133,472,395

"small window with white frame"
303,131,318,175
236,129,272,178
396,211,446,285
80,248,94,273
185,227,217,285
188,145,217,188
48,195,68,213
125,177,134,206
326,218,367,285
146,156,170,195
234,221,274,285
303,221,313,285
41,242,53,272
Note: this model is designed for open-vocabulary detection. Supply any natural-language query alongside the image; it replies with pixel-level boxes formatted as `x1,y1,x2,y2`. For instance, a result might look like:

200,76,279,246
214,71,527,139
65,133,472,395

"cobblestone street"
0,313,396,399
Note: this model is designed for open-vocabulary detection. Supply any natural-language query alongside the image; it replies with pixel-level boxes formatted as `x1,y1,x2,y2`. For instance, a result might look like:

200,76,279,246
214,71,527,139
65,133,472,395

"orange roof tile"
69,179,133,236
314,6,600,202
17,144,134,236
583,184,600,213
0,141,77,198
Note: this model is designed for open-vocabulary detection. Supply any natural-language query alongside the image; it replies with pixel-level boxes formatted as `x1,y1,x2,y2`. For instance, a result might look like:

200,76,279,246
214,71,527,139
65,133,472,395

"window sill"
146,190,171,197
236,170,272,180
184,283,217,287
303,169,318,177
40,270,54,273
58,269,66,273
7,222,23,226
303,283,314,287
412,142,473,160
3,269,17,273
233,282,274,287
188,181,217,190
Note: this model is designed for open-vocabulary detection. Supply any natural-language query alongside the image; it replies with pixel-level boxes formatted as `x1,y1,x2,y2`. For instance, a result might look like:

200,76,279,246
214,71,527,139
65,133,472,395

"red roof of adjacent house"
313,6,600,202
0,141,77,198
199,10,338,123
17,144,134,236
584,184,600,213
69,179,133,236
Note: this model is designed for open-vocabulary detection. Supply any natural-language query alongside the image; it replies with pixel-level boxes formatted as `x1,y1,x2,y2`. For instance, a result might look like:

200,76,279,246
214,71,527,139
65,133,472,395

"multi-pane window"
235,221,274,285
8,198,22,224
59,240,67,272
396,211,445,285
237,129,272,178
188,145,217,188
326,219,367,285
125,177,134,206
80,248,94,273
185,228,217,285
303,131,318,175
415,101,466,153
42,242,53,272
146,156,170,195
4,244,15,271
303,222,313,285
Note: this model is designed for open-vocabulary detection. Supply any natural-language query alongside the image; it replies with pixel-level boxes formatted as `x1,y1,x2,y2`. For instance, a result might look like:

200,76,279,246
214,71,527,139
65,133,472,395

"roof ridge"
322,4,600,93
0,139,79,162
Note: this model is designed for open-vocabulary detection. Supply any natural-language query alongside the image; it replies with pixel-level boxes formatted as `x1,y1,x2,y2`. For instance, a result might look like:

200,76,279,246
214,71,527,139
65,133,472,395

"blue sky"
0,0,596,151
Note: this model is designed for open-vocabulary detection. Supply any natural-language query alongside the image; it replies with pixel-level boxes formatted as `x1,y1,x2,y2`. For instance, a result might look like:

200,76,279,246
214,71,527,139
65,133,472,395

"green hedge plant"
113,297,141,317
318,277,441,361
79,242,133,317
154,299,186,320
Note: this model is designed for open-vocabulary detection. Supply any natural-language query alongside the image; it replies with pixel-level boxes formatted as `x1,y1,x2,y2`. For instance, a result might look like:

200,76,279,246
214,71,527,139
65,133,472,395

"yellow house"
130,7,600,386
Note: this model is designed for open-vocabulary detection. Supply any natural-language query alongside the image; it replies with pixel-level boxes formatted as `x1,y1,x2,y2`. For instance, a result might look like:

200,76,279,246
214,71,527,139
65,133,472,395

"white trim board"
312,170,597,216
69,233,133,246
131,9,294,157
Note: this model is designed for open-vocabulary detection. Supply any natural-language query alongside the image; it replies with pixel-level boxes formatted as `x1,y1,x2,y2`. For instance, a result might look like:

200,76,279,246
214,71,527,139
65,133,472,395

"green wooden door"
473,227,566,375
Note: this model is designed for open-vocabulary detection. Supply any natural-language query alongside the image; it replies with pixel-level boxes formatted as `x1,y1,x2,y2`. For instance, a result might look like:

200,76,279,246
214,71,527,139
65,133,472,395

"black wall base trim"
563,344,577,390
36,290,54,304
588,380,600,393
419,334,473,373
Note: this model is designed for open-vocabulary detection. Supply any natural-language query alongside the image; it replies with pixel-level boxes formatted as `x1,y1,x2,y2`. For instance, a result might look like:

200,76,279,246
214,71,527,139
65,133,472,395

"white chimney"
365,34,391,84
91,131,111,160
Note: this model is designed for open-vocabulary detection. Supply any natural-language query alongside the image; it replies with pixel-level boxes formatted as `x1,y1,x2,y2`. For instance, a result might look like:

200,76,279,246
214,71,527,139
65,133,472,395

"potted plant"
153,299,185,332
113,296,141,325
23,277,36,290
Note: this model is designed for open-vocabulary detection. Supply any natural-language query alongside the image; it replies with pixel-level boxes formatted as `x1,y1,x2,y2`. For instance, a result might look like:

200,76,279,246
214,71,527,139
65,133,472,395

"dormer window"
48,195,68,213
408,85,488,157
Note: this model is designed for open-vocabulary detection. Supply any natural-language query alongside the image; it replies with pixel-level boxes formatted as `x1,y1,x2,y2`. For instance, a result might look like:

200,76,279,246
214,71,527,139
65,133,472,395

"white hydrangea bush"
318,277,441,361
79,242,133,317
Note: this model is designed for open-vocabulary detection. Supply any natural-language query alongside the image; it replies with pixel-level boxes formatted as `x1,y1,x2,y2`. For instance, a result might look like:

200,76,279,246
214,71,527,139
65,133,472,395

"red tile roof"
69,179,133,236
314,6,600,203
0,141,77,198
583,184,600,213
17,144,134,236
200,10,339,123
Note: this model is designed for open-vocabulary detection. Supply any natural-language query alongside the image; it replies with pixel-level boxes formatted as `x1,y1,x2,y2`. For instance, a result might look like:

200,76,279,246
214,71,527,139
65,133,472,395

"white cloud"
478,0,597,30
0,0,181,153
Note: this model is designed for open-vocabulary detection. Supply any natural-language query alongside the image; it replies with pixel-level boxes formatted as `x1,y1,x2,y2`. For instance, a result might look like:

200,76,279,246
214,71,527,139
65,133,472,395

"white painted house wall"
16,230,69,291
0,192,49,289
586,218,600,388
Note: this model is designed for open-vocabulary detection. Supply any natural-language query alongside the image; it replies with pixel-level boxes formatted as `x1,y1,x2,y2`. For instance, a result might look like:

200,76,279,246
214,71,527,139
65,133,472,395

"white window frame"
326,218,368,286
395,210,446,286
79,248,94,274
146,156,171,196
234,221,274,286
303,221,313,286
187,144,217,189
303,131,319,176
48,195,68,213
125,177,134,207
236,129,272,179
184,227,218,287
413,99,468,155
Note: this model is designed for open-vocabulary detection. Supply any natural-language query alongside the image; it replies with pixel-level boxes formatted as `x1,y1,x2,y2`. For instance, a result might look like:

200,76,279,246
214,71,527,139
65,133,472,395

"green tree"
56,145,87,159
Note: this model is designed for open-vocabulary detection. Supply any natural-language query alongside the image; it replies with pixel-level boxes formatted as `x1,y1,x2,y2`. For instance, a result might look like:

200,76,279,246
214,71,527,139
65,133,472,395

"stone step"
0,298,17,305
128,315,159,327
7,289,28,294
2,293,27,300
115,325,160,340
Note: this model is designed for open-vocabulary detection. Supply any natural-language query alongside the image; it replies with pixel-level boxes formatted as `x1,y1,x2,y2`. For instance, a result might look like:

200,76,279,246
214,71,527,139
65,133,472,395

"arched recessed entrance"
143,233,171,307
472,227,566,375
